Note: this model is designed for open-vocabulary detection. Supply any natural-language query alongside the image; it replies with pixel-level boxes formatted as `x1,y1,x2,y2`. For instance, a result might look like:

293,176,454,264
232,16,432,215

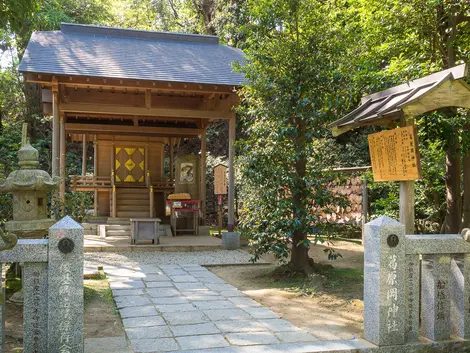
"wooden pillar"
145,144,149,186
169,138,174,181
200,130,207,222
149,186,154,218
400,116,415,234
52,78,59,177
111,142,116,218
59,114,66,203
93,136,98,216
228,113,236,232
81,134,87,176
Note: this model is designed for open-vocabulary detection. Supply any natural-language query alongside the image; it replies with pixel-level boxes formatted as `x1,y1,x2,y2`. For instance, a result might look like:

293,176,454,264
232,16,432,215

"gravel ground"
85,249,265,269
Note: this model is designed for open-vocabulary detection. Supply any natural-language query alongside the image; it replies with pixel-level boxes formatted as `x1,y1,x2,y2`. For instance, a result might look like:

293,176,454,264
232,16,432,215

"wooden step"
117,205,150,212
116,193,149,200
117,211,150,218
116,199,150,206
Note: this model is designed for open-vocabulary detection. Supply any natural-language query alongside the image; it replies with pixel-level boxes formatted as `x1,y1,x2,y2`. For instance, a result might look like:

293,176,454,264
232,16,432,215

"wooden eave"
24,72,239,95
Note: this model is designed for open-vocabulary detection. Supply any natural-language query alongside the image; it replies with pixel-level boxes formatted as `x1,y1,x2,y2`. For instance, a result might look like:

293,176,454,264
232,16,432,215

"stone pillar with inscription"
421,254,452,341
47,216,84,353
404,254,420,342
363,216,406,346
451,254,470,339
24,260,48,353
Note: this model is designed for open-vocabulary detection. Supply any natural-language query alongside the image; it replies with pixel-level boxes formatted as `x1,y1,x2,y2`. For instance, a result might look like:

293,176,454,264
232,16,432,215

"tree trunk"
443,132,461,234
460,150,470,232
289,121,312,273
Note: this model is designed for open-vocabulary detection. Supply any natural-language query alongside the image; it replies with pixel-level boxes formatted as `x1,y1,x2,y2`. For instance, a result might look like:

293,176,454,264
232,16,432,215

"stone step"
106,224,131,230
106,229,131,237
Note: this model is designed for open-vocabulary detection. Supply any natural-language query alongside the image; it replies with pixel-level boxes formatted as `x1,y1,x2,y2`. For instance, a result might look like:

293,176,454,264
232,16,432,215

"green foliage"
237,0,355,268
51,191,93,223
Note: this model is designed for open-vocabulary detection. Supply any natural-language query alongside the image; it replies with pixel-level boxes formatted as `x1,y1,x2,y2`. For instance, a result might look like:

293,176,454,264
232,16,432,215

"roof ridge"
60,23,219,45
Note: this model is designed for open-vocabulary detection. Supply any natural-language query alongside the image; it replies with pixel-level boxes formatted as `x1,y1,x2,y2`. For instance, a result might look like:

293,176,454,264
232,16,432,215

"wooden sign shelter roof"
19,23,245,87
329,64,470,136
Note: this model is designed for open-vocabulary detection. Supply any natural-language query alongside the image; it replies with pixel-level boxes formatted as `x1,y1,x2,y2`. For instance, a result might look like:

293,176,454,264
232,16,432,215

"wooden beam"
200,130,207,223
169,138,174,180
399,116,415,234
93,135,98,216
24,73,237,95
59,114,66,205
65,123,203,137
82,134,87,176
228,113,236,232
145,89,151,109
60,102,232,119
52,77,60,178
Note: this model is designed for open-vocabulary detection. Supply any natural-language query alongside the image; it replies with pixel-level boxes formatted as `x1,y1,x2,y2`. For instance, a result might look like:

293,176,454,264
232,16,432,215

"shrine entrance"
115,147,145,184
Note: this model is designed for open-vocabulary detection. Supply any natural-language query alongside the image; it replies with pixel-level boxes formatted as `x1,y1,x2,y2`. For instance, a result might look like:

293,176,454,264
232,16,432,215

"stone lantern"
0,124,59,238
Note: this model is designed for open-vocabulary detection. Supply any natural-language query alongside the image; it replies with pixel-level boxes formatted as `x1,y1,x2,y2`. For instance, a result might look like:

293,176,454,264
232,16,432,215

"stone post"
47,216,84,353
363,216,406,346
451,254,470,339
421,254,452,341
0,264,4,353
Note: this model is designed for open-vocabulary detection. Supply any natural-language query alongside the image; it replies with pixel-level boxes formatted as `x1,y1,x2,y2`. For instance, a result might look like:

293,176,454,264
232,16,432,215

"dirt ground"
209,240,364,341
4,278,123,352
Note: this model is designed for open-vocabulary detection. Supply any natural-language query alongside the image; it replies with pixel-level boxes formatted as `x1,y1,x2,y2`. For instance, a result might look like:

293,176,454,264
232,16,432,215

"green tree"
237,0,354,273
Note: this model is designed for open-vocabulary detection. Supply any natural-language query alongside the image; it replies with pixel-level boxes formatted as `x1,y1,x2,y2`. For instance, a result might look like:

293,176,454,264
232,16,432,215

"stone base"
190,338,470,353
199,226,210,236
222,232,240,250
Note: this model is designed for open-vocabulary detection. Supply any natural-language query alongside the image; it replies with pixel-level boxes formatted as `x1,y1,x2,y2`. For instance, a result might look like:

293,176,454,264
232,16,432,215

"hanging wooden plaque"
368,125,421,182
214,164,228,195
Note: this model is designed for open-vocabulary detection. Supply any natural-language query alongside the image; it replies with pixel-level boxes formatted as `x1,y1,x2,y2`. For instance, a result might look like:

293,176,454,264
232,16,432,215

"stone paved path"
102,263,328,352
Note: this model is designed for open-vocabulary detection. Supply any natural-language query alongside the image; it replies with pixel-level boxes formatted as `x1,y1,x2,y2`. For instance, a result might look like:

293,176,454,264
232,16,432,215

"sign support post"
214,164,228,236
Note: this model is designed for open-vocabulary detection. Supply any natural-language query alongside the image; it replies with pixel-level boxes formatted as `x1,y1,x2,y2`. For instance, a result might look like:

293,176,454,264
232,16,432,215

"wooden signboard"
368,125,421,182
214,164,228,195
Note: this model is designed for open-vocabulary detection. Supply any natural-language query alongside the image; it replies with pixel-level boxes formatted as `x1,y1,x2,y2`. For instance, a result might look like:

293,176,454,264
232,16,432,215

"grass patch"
319,267,364,289
5,277,22,294
258,265,363,297
210,227,227,237
84,279,114,305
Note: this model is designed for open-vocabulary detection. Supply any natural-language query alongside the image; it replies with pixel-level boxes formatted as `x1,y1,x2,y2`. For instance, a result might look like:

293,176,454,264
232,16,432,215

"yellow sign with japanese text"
368,126,421,182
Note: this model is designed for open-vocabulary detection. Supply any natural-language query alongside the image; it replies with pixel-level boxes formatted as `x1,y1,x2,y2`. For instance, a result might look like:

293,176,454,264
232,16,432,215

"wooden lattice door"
115,147,145,183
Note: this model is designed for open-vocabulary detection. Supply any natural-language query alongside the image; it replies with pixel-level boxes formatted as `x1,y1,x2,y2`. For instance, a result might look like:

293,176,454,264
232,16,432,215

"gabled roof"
329,64,470,136
18,23,245,86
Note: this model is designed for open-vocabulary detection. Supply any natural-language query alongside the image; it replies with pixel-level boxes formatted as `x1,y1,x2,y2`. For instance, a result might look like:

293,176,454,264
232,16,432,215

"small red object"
218,195,223,205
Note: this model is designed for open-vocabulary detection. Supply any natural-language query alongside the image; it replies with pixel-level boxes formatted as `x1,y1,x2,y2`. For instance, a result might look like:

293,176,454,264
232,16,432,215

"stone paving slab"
177,334,230,350
104,263,328,353
85,337,132,353
170,323,221,337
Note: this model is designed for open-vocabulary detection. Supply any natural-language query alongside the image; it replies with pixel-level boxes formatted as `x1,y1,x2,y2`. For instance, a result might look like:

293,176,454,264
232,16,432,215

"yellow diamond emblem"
124,175,135,182
125,148,136,156
125,159,135,171
139,161,144,170
115,160,121,169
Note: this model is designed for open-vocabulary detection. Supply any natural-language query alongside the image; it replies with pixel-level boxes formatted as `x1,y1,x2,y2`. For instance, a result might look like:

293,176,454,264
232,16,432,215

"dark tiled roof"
18,23,245,86
329,64,469,135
